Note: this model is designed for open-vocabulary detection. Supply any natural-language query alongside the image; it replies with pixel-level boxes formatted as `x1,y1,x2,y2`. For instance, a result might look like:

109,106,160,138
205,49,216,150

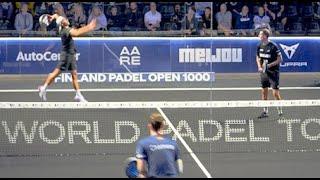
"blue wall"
0,37,318,74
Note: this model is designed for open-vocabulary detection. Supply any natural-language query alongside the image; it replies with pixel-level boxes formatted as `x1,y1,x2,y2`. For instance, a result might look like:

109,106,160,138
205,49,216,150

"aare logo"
279,43,299,59
119,46,141,66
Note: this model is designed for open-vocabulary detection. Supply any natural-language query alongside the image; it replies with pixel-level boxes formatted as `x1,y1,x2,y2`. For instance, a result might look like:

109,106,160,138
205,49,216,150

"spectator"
15,2,35,16
195,2,211,17
300,2,314,31
88,5,107,31
181,6,199,35
53,3,67,18
170,4,184,30
263,2,287,32
0,2,13,30
265,2,281,15
70,3,87,29
107,6,124,31
63,2,77,19
216,3,232,36
235,5,254,36
14,3,33,33
284,1,298,31
82,2,93,17
253,6,271,32
263,3,276,27
248,2,262,15
35,2,52,16
226,1,243,28
200,7,218,35
144,2,161,31
124,2,143,31
0,2,13,21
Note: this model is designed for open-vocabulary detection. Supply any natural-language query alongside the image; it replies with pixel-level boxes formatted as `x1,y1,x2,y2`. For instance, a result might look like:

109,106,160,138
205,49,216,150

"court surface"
0,73,319,178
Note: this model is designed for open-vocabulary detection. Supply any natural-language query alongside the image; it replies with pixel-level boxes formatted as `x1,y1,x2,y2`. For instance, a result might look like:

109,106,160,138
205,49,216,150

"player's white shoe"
74,94,88,102
38,86,47,101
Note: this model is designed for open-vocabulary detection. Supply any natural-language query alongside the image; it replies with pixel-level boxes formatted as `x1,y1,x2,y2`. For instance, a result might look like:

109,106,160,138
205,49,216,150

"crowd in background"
1,1,320,36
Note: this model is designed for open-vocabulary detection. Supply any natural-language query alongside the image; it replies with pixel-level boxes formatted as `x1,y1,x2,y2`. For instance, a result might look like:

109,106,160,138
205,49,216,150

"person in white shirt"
87,5,107,31
253,6,271,32
14,3,33,34
144,2,161,31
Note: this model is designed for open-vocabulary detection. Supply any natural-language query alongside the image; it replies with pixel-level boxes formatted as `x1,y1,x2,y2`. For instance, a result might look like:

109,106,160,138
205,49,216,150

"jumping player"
38,10,97,102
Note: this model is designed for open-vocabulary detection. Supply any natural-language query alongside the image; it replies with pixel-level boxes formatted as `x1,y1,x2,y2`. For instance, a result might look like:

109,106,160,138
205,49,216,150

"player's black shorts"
260,70,280,89
56,51,77,71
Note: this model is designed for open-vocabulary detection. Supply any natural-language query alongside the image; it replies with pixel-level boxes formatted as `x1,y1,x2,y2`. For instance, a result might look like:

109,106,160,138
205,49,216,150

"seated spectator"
107,6,124,31
82,2,93,17
263,2,287,32
226,1,243,28
200,7,218,35
0,2,13,21
88,5,107,31
14,3,33,33
265,2,281,15
15,2,35,16
181,6,199,35
216,3,232,36
35,2,52,16
235,5,254,36
300,2,314,31
195,2,211,17
248,2,262,15
284,1,298,31
144,2,161,31
53,3,67,18
0,2,13,30
70,3,87,29
63,2,77,19
253,6,271,32
124,2,143,31
170,3,184,30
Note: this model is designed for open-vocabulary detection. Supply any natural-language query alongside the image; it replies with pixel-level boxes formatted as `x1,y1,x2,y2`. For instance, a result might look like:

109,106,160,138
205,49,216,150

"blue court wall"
0,37,318,74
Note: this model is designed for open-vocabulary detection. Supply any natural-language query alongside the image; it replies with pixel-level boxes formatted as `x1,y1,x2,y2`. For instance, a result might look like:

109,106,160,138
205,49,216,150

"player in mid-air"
135,112,183,178
256,28,283,118
38,8,97,102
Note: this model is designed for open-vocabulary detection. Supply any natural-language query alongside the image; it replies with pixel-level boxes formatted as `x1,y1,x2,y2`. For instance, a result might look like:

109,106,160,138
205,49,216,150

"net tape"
1,100,320,109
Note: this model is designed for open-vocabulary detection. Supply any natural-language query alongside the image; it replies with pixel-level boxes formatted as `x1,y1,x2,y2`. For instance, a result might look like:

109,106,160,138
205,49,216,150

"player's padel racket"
124,157,139,178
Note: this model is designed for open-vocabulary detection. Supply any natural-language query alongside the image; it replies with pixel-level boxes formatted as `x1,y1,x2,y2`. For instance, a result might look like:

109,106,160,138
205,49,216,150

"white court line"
101,43,212,177
157,107,212,178
0,87,319,93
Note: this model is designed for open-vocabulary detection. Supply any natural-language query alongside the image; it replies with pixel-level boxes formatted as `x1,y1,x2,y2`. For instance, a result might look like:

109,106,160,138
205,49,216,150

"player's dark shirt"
256,41,281,72
59,27,76,54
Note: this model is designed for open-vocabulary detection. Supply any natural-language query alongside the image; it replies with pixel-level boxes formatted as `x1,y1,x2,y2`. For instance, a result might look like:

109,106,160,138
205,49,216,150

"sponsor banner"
54,72,215,83
0,37,319,74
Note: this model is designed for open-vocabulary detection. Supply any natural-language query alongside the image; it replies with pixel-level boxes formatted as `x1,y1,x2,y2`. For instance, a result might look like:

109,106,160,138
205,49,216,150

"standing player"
256,28,283,118
38,12,97,102
135,112,183,178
